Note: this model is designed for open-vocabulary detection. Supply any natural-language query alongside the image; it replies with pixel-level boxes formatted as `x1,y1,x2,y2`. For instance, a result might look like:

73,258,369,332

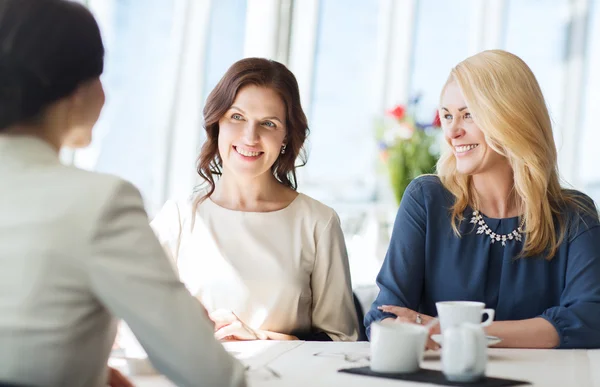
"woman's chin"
456,162,479,176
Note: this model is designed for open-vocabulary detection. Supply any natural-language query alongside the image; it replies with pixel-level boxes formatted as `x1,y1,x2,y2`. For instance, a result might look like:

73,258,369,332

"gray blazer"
0,136,246,387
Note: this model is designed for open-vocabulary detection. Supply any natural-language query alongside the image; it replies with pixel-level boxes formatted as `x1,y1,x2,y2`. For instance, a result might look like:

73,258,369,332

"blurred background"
67,0,599,295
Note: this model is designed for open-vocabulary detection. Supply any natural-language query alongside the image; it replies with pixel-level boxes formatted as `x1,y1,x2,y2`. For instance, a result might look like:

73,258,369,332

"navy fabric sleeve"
540,224,600,349
364,178,428,339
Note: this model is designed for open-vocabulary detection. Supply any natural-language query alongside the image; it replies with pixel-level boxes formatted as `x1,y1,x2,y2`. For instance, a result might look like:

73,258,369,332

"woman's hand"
108,367,134,387
209,309,268,341
378,305,440,350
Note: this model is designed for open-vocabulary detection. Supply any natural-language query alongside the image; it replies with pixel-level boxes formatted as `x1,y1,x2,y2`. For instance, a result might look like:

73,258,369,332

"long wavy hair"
437,49,591,259
197,58,309,200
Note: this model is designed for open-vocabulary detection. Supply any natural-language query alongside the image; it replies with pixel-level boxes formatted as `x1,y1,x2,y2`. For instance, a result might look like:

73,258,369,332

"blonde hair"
437,49,589,259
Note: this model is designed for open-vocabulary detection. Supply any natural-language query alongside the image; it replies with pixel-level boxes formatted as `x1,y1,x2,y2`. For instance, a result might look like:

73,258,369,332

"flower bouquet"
376,101,441,204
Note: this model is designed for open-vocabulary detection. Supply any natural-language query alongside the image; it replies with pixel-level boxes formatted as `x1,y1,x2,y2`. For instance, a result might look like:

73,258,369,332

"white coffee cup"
442,322,487,382
370,320,428,373
435,301,495,334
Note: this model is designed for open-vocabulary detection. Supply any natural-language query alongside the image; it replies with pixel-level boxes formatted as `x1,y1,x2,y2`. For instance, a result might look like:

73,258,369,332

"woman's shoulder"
60,167,143,210
560,189,600,238
562,189,597,210
50,171,148,239
292,194,346,245
404,175,453,206
150,194,198,230
293,193,339,224
408,174,442,191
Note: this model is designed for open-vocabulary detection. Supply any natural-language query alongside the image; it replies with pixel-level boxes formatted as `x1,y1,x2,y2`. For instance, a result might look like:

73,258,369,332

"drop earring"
281,144,286,154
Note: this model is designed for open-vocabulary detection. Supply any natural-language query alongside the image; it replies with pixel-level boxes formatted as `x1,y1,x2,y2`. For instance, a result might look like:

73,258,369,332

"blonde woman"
365,50,600,349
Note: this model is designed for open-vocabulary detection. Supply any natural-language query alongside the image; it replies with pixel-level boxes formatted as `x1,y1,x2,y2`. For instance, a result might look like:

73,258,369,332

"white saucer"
431,334,502,347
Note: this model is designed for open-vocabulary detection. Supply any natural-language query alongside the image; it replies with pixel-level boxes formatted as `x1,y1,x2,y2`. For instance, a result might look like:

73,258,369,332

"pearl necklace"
470,210,525,246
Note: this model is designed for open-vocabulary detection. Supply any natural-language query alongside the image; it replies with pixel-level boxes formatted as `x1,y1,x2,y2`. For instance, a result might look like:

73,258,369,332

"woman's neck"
4,125,61,152
4,104,70,152
471,163,521,219
210,170,297,212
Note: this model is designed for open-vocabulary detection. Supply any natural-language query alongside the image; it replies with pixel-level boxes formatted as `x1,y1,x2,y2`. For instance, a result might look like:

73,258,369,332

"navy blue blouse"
364,175,600,348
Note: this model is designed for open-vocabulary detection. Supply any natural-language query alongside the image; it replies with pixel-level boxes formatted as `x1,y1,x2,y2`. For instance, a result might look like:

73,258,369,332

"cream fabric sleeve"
311,211,359,341
87,180,246,387
150,199,183,265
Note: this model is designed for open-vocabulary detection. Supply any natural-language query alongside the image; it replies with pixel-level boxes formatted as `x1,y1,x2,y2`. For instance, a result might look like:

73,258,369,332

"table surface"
113,341,600,387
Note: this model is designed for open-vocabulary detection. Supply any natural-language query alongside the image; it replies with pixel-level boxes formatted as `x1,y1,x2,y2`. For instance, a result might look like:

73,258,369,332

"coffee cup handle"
480,309,495,327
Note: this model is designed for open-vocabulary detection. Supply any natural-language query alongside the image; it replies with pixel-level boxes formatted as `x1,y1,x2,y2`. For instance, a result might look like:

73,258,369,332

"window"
202,0,247,101
74,0,177,211
579,1,600,201
504,0,570,128
302,0,380,203
409,0,476,122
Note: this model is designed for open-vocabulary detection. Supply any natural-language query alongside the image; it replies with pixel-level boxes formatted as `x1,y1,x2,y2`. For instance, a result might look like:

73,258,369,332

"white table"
120,341,600,386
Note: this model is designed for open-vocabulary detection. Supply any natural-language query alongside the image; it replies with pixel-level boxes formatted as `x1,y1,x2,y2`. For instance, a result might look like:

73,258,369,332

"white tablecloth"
117,341,600,387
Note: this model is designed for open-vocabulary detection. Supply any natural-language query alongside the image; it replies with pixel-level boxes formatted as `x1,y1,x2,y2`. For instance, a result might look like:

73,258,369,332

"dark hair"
197,58,309,199
0,0,104,130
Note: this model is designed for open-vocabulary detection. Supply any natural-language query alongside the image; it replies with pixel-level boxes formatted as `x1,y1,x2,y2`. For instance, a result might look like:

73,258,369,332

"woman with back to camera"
0,1,246,386
365,50,600,349
151,58,359,342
